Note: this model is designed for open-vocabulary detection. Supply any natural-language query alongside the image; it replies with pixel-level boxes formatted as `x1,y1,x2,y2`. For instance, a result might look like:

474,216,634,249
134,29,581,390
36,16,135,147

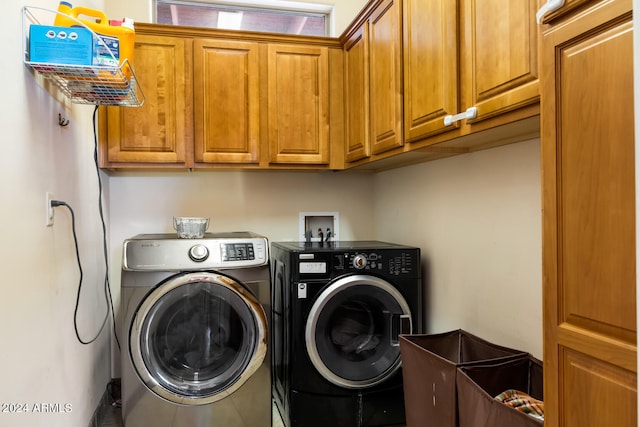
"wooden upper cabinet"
99,1,542,170
267,44,330,165
100,34,192,167
193,39,260,164
343,0,403,165
368,0,403,155
540,0,636,425
403,0,539,145
344,24,370,163
403,0,458,141
99,24,339,169
461,0,539,123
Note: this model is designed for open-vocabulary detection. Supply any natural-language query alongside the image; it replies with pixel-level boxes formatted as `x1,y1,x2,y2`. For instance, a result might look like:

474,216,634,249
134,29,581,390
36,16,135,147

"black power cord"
49,106,119,348
51,200,108,345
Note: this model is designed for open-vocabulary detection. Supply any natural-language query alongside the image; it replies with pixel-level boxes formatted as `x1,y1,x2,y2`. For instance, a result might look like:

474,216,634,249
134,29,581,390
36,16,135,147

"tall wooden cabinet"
539,0,637,425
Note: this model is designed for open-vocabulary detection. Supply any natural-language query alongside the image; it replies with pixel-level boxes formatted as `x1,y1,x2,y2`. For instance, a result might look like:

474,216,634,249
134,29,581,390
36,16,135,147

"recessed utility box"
299,212,339,242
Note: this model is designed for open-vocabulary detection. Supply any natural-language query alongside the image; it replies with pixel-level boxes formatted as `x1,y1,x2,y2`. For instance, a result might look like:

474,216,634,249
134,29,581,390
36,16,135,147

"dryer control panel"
123,233,268,271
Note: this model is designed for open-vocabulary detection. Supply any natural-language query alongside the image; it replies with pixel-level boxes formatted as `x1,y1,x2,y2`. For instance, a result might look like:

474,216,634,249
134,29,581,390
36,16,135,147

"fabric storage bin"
456,355,543,427
399,330,527,427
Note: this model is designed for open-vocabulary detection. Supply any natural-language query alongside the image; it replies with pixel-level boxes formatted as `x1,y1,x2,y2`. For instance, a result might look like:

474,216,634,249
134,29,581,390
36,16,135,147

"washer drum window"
305,274,412,389
129,272,268,405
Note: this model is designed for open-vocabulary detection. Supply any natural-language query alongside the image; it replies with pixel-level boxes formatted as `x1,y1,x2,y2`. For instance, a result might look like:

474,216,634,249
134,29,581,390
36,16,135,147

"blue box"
29,25,93,65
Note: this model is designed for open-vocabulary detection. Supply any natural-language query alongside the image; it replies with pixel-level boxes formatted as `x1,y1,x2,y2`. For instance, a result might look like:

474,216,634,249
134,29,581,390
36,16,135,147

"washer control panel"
344,251,416,275
296,249,419,279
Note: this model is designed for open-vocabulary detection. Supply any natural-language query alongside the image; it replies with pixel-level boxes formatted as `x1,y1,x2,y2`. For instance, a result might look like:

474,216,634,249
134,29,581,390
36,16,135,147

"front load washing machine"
271,241,422,427
120,232,271,427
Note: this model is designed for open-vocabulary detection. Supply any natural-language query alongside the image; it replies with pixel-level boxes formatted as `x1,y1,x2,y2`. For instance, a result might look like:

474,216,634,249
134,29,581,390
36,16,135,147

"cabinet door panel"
267,44,329,165
344,24,370,163
194,39,259,164
403,0,458,141
562,348,636,427
463,0,539,122
369,0,403,155
560,20,635,338
102,34,191,165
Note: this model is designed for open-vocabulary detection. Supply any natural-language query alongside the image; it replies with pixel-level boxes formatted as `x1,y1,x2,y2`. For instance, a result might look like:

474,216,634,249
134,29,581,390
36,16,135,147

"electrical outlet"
46,192,54,227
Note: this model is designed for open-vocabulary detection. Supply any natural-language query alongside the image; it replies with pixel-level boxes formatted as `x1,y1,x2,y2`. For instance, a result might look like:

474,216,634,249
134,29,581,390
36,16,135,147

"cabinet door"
267,44,329,165
461,0,539,123
369,0,404,154
403,0,458,141
368,0,403,155
194,39,260,164
101,34,192,166
541,1,637,426
344,24,370,163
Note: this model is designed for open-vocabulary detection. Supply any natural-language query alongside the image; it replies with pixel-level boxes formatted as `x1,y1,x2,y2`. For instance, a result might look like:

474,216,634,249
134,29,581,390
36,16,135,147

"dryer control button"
189,244,209,262
353,254,368,269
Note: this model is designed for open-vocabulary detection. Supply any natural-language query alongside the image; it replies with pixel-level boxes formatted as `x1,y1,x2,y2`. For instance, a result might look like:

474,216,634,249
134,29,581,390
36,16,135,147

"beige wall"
2,0,110,425
374,139,543,357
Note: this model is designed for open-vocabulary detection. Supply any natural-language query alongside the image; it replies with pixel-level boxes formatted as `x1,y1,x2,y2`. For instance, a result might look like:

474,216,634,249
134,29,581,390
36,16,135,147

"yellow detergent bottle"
53,1,73,26
51,3,135,69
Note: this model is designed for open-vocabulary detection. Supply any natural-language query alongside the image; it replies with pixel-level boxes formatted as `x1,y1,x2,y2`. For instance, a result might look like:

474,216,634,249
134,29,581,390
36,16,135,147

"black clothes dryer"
271,241,422,427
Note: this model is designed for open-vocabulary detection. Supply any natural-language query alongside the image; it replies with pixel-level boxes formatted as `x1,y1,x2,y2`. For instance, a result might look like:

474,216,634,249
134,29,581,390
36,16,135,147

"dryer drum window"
305,275,412,389
130,272,268,405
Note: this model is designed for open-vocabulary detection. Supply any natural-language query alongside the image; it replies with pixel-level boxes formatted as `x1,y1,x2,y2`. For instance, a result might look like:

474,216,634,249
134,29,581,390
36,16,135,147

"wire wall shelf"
22,6,145,107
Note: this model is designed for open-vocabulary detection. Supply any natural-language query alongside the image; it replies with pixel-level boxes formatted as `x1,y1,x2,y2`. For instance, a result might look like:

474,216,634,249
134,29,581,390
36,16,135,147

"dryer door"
129,272,267,405
305,274,412,389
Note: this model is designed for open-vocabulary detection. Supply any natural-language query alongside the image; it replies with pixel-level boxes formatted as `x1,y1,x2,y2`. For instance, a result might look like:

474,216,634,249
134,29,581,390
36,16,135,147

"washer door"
305,275,412,389
129,272,267,405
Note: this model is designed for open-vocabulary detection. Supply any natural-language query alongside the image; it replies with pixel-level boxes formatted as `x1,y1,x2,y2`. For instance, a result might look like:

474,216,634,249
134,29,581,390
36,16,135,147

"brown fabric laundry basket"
456,355,543,427
399,330,527,427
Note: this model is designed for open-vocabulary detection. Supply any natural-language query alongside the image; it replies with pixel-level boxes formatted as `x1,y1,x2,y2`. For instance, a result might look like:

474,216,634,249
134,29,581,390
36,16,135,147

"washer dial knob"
353,254,368,269
189,244,209,262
